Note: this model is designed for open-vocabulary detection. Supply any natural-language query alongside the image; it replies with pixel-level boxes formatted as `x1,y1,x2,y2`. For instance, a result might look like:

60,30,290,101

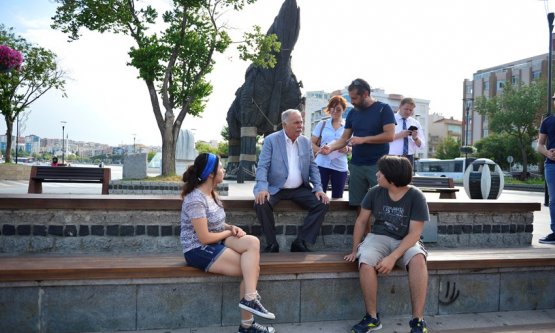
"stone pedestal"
123,153,147,180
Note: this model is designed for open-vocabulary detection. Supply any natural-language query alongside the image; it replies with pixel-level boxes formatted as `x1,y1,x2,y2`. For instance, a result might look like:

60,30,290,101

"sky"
0,0,553,147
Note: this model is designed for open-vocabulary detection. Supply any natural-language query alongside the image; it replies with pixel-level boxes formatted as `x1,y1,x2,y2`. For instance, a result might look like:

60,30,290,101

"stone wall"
108,180,229,195
2,266,554,333
0,197,537,254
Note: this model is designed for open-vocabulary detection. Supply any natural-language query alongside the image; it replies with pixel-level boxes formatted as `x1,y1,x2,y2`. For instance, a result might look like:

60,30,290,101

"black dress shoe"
290,239,312,252
263,243,279,253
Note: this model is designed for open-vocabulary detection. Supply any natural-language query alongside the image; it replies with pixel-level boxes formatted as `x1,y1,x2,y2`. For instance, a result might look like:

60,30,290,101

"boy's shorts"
184,243,226,272
357,233,428,270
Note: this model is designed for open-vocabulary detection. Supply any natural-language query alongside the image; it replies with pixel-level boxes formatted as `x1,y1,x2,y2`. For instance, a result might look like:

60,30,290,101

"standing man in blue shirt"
321,78,396,212
537,100,555,244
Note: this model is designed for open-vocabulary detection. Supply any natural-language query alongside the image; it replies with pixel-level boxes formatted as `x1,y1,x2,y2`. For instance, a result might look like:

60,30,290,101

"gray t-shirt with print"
180,188,226,253
361,185,429,240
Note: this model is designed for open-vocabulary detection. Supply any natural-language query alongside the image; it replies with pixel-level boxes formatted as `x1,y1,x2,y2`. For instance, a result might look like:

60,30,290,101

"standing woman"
181,153,276,333
311,95,351,199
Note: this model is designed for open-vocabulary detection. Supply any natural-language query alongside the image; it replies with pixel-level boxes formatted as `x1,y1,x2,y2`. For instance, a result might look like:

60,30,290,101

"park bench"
411,176,459,199
27,166,111,195
1,248,555,282
1,248,554,282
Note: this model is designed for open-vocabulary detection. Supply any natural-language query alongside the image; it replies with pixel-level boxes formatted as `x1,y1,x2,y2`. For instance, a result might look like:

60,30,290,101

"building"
463,50,550,145
427,114,463,157
304,87,431,159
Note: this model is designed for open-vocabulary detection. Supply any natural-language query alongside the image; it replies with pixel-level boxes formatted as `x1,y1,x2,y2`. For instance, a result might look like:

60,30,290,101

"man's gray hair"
281,109,301,123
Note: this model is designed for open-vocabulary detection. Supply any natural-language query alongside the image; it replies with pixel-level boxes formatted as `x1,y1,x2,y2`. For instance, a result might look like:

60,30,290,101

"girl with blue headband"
180,153,276,333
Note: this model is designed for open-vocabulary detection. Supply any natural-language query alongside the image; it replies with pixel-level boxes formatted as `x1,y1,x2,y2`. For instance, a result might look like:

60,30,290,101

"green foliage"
147,151,156,162
220,126,229,141
474,80,545,178
0,25,66,163
459,145,477,155
195,141,218,154
435,137,461,159
217,141,228,157
474,133,539,170
237,25,281,69
51,0,278,175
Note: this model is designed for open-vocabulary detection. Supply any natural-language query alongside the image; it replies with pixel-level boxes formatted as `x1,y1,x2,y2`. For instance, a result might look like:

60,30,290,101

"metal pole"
15,115,19,164
548,12,554,115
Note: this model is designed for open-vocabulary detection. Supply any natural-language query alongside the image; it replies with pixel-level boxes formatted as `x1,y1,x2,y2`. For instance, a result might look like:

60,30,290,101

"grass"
504,177,544,185
146,175,182,182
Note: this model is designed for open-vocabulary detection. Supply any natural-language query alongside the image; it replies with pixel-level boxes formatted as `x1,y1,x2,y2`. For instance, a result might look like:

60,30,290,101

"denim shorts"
184,243,226,272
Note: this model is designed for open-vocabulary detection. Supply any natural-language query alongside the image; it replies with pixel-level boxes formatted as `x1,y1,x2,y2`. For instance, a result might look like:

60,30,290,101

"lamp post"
14,114,20,164
61,121,67,165
132,134,136,153
465,103,471,147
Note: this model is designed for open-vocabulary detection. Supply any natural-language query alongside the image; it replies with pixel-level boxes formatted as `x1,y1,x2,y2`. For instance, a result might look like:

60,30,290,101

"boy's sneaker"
409,318,428,333
239,296,275,319
237,320,275,333
539,233,555,244
351,313,382,332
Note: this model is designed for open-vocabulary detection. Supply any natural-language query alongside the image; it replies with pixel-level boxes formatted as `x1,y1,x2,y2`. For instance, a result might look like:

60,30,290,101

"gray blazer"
253,130,323,196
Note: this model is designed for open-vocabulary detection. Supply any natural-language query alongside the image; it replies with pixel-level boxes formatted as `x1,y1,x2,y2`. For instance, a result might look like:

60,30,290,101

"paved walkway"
90,309,555,332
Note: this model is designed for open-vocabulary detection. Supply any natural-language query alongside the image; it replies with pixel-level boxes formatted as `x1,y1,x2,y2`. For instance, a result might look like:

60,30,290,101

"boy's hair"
377,155,413,187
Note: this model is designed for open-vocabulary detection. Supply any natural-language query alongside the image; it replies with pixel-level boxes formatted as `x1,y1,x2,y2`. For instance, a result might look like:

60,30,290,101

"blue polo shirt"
345,101,395,165
540,115,555,164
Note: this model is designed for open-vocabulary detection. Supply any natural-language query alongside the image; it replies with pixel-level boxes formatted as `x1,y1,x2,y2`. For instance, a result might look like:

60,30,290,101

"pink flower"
0,45,23,71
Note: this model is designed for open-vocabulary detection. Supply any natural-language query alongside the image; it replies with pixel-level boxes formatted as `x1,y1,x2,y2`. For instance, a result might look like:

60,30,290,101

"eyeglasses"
329,106,343,113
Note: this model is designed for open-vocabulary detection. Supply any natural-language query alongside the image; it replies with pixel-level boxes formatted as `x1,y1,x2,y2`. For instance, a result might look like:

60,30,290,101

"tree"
435,137,461,159
474,133,539,170
51,0,280,176
195,141,218,154
474,81,545,179
0,25,66,163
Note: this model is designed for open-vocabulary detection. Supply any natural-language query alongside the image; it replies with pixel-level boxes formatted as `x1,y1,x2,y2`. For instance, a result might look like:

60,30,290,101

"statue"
226,0,303,182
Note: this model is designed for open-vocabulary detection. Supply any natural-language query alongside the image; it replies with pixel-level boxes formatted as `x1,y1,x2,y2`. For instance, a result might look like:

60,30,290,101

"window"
512,75,518,84
532,71,541,80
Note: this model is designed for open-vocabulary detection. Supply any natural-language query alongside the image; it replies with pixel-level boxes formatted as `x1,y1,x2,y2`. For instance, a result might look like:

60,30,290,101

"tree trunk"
161,117,177,176
3,119,13,163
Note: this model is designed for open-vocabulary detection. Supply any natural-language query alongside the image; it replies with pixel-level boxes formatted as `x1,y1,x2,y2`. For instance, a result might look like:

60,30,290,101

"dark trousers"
318,166,348,199
255,186,328,245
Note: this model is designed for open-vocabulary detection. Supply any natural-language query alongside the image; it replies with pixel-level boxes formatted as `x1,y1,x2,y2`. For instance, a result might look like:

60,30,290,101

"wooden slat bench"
411,176,459,199
28,166,111,195
1,248,554,282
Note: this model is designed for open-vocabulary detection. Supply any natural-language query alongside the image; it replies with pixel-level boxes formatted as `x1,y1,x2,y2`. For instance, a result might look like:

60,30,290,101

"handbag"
315,120,327,147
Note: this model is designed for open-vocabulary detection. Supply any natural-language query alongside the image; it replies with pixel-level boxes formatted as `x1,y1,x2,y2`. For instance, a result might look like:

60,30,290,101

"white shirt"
312,119,348,172
389,112,426,156
282,130,303,189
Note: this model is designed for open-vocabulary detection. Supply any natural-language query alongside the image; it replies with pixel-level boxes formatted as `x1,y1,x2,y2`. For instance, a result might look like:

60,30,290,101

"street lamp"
465,102,471,147
132,134,136,153
61,121,67,165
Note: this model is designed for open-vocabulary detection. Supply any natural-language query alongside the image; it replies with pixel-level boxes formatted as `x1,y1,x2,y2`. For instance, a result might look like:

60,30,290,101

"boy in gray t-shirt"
345,155,430,333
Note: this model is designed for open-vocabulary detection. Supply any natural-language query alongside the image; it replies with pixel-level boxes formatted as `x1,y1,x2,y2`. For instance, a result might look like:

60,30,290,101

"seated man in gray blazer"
254,109,330,252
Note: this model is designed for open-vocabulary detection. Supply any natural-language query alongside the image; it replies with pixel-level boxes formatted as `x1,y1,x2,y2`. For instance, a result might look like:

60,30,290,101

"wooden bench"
1,248,554,282
28,166,111,195
411,176,459,199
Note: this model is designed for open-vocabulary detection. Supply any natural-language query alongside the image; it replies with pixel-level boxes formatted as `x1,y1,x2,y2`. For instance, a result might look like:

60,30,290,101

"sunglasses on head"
351,79,370,92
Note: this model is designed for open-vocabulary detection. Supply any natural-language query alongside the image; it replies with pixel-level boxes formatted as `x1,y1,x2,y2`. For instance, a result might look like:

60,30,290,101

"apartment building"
463,52,549,145
427,113,463,157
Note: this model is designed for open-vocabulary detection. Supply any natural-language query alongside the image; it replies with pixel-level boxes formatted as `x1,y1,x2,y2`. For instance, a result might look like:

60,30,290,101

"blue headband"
199,153,217,181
